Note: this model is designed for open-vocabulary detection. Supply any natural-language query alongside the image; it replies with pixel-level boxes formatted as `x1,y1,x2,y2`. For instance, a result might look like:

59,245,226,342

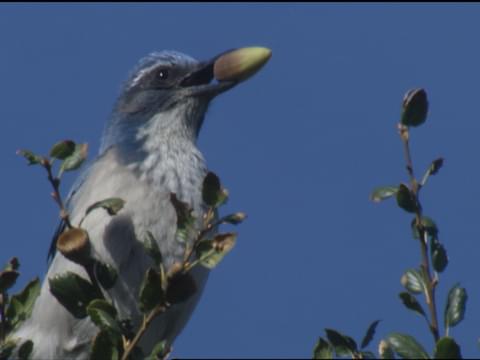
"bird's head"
100,47,271,157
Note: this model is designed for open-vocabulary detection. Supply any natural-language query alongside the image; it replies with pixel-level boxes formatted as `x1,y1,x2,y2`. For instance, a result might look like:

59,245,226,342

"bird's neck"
106,106,207,209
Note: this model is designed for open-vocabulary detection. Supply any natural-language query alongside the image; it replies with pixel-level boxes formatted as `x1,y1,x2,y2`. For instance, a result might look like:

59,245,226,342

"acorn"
214,47,272,83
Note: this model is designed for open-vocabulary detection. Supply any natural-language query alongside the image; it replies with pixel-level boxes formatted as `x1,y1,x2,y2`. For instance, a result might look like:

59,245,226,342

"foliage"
5,88,473,359
0,258,39,360
5,140,246,359
313,89,467,359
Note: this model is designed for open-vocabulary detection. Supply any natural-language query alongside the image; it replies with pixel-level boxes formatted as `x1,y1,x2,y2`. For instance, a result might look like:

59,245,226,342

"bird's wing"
47,220,66,264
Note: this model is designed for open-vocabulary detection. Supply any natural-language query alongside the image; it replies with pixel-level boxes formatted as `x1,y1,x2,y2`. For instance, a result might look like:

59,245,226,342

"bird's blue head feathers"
100,49,235,155
123,51,198,92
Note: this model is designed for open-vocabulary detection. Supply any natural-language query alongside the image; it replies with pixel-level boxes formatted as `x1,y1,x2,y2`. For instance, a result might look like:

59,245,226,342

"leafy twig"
121,305,166,360
43,159,72,229
398,124,440,342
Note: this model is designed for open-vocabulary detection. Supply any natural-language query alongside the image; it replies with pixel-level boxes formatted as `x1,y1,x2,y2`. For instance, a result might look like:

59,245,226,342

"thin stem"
183,239,197,265
44,160,72,229
127,206,214,358
183,208,216,264
121,305,166,360
399,124,440,343
420,170,431,188
183,249,215,273
420,231,440,342
399,125,415,183
129,205,216,358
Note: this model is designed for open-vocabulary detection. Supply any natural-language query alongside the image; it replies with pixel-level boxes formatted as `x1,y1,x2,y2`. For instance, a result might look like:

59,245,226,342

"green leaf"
4,257,20,271
143,231,163,267
85,198,125,217
59,143,88,175
202,171,220,206
430,238,448,273
370,186,398,203
401,88,428,127
396,184,417,213
170,193,193,226
170,193,195,241
48,271,102,319
434,337,461,359
313,337,333,359
378,339,395,359
445,283,467,329
87,299,121,336
421,158,444,186
6,278,40,330
324,329,358,357
399,292,426,318
176,228,191,244
49,140,76,160
422,217,439,237
90,329,119,360
387,333,429,359
0,340,17,360
0,270,19,292
202,172,228,207
411,216,438,239
16,149,45,166
139,268,165,313
17,340,33,360
6,278,40,328
94,262,118,290
166,272,197,305
401,268,426,295
148,340,169,360
170,193,197,245
87,299,117,318
196,233,237,269
361,320,380,349
428,158,444,176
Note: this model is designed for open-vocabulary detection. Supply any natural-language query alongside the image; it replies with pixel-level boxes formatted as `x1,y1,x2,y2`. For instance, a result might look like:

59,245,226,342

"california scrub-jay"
12,47,271,359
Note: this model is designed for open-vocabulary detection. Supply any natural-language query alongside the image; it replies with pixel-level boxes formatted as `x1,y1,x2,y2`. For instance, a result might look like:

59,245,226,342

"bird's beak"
180,47,272,98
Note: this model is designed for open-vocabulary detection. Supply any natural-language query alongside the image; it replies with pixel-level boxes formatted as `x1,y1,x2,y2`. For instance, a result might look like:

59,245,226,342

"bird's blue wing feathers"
48,219,67,265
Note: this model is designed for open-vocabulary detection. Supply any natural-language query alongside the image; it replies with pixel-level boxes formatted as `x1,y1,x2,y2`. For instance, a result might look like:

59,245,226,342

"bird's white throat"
126,102,208,209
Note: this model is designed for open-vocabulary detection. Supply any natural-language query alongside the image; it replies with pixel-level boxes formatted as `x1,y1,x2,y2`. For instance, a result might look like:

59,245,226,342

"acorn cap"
56,227,92,266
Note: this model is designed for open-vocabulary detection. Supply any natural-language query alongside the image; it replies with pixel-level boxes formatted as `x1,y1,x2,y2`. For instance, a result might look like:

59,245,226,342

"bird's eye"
158,69,169,80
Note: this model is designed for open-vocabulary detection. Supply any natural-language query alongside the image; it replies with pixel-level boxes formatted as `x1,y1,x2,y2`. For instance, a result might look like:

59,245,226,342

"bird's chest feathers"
130,109,207,206
71,141,204,251
135,144,205,208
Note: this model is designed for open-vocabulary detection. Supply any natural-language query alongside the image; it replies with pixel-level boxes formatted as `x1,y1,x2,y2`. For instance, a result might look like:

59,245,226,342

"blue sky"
1,4,480,358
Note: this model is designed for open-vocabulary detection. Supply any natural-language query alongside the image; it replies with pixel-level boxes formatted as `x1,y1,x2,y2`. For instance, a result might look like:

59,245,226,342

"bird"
11,47,271,359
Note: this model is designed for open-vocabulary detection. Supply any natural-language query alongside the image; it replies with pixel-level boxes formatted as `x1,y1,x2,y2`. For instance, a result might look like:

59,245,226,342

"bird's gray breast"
61,145,209,351
14,140,210,360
